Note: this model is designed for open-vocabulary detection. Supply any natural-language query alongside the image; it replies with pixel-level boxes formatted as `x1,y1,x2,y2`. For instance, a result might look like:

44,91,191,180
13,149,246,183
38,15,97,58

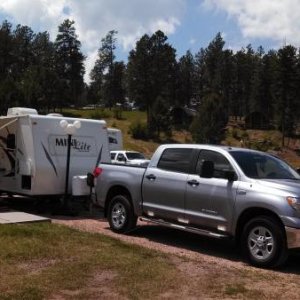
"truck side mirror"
200,160,214,178
224,170,237,181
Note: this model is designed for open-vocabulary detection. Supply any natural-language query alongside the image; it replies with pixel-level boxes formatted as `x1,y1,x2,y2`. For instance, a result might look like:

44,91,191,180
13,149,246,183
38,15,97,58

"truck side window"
196,150,233,179
157,148,193,173
110,153,116,160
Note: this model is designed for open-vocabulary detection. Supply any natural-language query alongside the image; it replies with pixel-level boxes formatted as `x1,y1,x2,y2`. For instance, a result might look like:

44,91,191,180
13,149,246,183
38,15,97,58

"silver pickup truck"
93,144,300,268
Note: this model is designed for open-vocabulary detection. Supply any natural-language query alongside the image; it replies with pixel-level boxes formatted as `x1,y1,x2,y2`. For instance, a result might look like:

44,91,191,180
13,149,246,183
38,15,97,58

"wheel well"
104,186,132,217
235,208,285,243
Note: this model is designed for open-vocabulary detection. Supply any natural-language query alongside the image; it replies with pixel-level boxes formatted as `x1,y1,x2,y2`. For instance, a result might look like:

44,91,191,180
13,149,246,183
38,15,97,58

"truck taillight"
93,167,102,178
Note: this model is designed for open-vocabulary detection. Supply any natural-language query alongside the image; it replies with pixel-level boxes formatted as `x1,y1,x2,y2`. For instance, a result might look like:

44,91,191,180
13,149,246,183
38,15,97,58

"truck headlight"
287,196,300,211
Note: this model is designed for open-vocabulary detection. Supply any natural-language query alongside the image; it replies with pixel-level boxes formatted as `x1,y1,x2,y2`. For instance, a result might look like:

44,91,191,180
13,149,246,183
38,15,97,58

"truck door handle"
187,179,199,186
146,174,156,181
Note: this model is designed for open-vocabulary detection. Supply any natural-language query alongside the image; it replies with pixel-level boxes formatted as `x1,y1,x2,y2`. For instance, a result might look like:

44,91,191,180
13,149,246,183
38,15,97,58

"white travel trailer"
0,108,110,197
107,128,123,151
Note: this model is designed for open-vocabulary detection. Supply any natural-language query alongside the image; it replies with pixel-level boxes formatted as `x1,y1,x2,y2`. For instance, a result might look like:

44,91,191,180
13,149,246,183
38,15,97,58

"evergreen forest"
1,19,300,144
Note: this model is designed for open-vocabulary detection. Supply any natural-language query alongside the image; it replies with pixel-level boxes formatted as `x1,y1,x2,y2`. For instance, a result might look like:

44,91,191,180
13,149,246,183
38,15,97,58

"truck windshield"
229,150,300,180
126,152,145,160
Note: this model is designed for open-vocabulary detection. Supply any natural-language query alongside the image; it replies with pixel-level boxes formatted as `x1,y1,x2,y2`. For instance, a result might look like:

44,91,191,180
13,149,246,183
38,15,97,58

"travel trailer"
0,107,110,197
107,128,123,151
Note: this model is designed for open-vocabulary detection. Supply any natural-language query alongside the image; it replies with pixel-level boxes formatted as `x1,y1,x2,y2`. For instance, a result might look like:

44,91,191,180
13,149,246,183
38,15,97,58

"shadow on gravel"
2,194,300,274
130,225,300,275
131,224,300,275
0,195,104,219
133,224,240,260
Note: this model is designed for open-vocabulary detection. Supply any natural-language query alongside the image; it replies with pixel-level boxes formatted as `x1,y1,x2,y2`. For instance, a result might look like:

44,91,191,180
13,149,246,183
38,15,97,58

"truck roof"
157,144,265,154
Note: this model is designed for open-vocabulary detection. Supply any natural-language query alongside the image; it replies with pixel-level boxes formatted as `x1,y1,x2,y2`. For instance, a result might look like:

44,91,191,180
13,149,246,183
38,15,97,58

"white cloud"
0,0,67,37
0,0,185,82
189,38,196,45
203,0,300,47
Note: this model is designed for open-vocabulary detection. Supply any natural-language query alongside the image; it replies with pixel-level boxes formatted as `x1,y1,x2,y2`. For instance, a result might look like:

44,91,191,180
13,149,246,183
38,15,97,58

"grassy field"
62,108,192,157
0,223,183,300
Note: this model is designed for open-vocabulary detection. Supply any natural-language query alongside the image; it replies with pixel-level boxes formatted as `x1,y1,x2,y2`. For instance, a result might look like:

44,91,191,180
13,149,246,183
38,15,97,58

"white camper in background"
107,128,123,151
0,107,110,197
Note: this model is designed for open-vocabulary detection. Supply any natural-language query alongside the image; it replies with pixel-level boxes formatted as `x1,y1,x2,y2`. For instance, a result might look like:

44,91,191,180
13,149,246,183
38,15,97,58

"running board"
140,217,229,239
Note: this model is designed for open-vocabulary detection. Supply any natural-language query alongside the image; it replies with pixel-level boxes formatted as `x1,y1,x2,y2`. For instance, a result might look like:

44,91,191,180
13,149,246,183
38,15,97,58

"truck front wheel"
107,195,137,233
241,216,288,268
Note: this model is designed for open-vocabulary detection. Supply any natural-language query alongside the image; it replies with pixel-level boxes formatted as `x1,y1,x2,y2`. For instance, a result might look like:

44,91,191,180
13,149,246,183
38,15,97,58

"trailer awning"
0,117,18,132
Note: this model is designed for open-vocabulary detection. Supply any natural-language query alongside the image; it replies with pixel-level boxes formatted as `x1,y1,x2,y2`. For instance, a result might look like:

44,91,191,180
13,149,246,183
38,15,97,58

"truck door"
142,148,194,222
185,150,239,232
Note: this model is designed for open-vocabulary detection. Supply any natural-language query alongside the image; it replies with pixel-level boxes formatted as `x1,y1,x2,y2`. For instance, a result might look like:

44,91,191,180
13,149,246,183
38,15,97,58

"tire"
107,194,137,233
241,216,288,268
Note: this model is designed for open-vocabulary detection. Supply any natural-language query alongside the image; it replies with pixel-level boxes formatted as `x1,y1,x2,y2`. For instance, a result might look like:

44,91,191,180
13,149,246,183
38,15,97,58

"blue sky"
0,0,298,82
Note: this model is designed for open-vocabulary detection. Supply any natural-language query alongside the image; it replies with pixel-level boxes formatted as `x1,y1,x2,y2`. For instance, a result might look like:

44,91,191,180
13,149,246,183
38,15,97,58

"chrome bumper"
285,226,300,249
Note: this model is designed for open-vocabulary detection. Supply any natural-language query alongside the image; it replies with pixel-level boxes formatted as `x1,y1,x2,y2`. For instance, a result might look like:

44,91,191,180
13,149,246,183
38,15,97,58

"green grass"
0,223,182,300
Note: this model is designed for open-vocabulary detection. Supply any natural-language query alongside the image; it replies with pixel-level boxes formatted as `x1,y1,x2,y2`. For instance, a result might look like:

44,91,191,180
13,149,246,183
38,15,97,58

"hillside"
63,108,192,158
63,108,300,168
224,122,300,168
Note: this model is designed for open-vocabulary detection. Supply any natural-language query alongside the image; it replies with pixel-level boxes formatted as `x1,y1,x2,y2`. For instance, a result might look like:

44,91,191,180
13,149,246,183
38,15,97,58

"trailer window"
7,134,15,150
109,137,118,144
158,148,193,173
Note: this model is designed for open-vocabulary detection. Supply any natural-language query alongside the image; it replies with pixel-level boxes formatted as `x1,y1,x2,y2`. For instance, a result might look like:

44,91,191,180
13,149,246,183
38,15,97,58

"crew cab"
91,144,300,268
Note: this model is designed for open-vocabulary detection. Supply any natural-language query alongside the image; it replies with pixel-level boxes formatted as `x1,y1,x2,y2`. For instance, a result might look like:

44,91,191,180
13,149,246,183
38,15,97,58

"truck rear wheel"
241,216,288,268
107,195,137,233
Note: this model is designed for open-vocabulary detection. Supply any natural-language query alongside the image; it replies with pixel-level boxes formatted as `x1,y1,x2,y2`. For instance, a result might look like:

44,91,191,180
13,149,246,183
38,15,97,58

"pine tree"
127,30,177,136
90,30,120,107
0,21,15,113
275,45,298,145
55,19,85,108
233,45,255,117
203,32,225,94
31,32,58,110
190,93,228,144
194,48,206,105
178,50,195,107
221,49,235,116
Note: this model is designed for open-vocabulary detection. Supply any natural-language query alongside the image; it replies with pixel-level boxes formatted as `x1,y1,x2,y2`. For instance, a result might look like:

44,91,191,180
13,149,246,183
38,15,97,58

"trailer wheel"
241,216,288,268
107,195,137,233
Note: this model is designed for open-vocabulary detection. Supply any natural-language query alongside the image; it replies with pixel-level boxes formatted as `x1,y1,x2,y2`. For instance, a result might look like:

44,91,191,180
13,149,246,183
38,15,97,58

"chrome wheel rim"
248,226,274,261
111,202,126,229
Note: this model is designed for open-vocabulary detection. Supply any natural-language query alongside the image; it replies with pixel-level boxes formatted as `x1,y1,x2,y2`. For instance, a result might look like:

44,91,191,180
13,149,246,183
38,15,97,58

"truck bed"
101,162,148,169
95,162,147,214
